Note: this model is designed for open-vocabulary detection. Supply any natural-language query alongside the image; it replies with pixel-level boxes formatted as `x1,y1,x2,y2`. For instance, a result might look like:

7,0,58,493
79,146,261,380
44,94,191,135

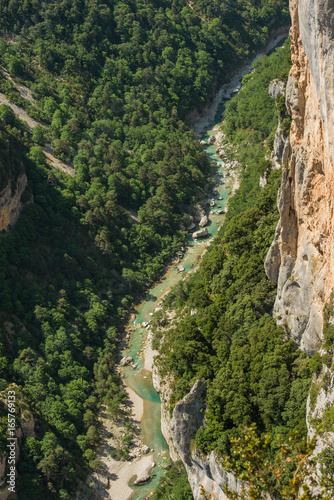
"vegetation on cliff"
152,39,324,498
0,0,290,498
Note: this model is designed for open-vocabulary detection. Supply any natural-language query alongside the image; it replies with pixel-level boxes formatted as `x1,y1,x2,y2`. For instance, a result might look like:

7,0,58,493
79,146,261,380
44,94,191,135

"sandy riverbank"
107,455,155,500
125,386,144,423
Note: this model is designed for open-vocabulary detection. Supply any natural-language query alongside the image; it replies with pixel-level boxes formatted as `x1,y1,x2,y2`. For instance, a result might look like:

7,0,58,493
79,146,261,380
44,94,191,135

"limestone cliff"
260,80,289,188
0,175,29,231
265,0,334,353
169,380,246,500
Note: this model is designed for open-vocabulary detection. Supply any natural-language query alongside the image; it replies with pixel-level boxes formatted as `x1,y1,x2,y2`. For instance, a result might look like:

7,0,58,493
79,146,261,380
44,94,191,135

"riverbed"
106,30,289,500
119,124,234,500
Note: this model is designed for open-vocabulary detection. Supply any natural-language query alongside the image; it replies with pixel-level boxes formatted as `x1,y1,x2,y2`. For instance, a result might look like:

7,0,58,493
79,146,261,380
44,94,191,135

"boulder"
120,356,133,366
199,215,209,227
200,140,207,146
177,265,185,272
186,221,195,231
192,227,208,239
217,209,225,215
210,200,215,207
134,474,150,485
208,135,215,145
134,459,155,484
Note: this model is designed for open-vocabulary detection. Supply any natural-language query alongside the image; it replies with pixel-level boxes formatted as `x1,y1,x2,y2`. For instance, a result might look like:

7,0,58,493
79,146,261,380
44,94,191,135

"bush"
309,352,322,374
0,104,16,125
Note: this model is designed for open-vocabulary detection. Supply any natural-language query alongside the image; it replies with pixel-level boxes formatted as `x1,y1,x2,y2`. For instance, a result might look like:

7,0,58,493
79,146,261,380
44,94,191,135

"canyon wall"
161,2,334,497
265,0,334,353
168,380,247,500
0,175,28,231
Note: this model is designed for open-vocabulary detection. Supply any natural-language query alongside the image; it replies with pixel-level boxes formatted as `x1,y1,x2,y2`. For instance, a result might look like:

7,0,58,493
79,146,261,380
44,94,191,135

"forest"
151,38,334,499
0,0,292,498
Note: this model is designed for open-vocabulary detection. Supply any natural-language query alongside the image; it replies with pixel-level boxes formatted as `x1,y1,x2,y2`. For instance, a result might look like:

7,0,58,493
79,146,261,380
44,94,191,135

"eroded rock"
199,215,209,227
120,356,133,366
192,227,208,239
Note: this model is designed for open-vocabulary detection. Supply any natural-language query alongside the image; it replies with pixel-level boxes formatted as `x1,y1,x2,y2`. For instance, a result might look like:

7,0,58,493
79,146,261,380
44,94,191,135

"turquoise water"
120,112,233,500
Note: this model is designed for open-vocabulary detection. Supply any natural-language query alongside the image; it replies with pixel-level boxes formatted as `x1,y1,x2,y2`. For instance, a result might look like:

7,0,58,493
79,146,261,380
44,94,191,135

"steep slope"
151,40,318,500
265,1,334,496
265,0,334,353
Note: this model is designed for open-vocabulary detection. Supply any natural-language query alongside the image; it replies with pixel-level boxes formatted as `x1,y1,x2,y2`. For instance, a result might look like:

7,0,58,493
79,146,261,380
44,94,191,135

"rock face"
260,80,289,187
0,174,29,231
169,381,246,500
265,0,334,353
152,368,180,461
268,79,285,99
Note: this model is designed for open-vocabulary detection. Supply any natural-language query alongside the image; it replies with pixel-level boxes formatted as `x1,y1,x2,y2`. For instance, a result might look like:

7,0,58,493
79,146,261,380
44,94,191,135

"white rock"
192,227,208,239
199,215,209,227
120,356,133,366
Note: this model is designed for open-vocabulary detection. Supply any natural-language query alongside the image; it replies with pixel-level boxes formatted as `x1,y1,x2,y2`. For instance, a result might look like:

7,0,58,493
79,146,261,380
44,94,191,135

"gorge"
0,1,333,499
159,1,334,499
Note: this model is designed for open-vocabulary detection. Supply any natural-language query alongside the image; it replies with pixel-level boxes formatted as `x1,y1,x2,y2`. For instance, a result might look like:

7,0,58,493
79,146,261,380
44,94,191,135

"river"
110,30,288,500
120,117,234,500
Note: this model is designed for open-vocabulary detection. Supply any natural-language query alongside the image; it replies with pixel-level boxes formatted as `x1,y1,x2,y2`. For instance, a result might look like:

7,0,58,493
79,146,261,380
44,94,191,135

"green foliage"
222,38,292,220
154,39,314,499
32,126,46,145
322,293,334,351
0,104,16,126
309,352,322,374
151,461,193,500
221,424,332,500
0,121,25,190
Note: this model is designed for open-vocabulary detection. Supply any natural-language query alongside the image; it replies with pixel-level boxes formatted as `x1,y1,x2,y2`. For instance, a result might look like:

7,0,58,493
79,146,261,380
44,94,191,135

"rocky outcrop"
265,0,334,353
269,80,290,171
268,79,285,99
260,80,289,187
168,380,247,500
0,174,29,231
199,215,209,227
120,356,133,366
170,380,206,467
192,227,208,239
152,368,180,462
